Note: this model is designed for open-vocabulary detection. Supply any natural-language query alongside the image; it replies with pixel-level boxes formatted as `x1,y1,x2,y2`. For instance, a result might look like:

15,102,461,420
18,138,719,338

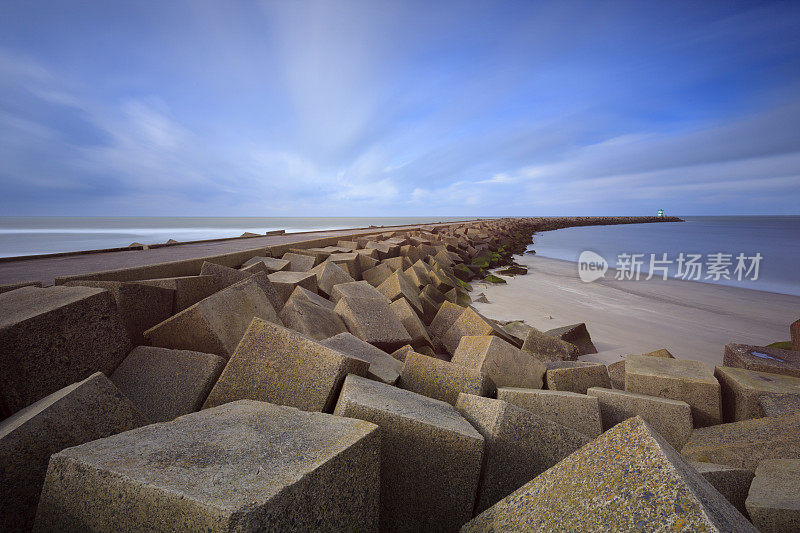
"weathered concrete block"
463,417,756,532
321,332,402,385
608,359,626,389
267,270,318,304
330,280,389,303
287,284,335,310
282,251,318,271
111,346,226,422
34,400,380,532
404,261,432,289
241,255,291,273
0,280,42,294
625,355,722,427
400,351,493,405
0,286,131,416
310,260,355,298
456,393,590,513
746,459,800,532
715,365,800,422
328,252,361,279
758,393,800,417
501,320,534,345
723,343,800,378
587,387,693,449
429,301,466,351
334,296,412,351
279,289,347,341
682,413,800,470
144,276,280,359
497,387,602,437
334,375,482,532
545,361,611,394
337,240,359,250
382,256,413,273
390,344,415,362
362,263,393,287
204,318,368,412
452,335,546,390
419,284,448,324
199,264,283,311
137,275,220,313
441,307,516,356
545,323,597,355
689,461,754,517
521,327,579,362
389,297,433,351
65,280,173,345
377,270,424,316
0,372,147,532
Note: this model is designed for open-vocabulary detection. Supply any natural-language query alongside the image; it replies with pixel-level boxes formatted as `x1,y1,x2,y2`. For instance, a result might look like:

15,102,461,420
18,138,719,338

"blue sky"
1,1,799,216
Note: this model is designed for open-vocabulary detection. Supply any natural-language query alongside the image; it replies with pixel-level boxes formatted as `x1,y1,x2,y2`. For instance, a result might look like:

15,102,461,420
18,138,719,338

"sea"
0,215,798,296
528,216,800,296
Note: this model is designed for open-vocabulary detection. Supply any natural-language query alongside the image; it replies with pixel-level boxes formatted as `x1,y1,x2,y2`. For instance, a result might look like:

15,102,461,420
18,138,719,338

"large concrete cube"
329,280,388,303
521,327,580,362
545,361,611,394
452,335,546,389
587,387,694,449
0,286,131,416
544,322,597,355
429,300,466,351
497,387,602,437
110,346,226,422
625,355,722,427
266,270,318,304
441,307,515,355
334,296,412,351
241,256,291,273
389,297,433,351
279,289,347,341
321,332,403,385
282,251,318,271
681,413,800,470
310,260,355,298
143,277,280,359
137,275,220,312
377,270,424,316
689,461,754,517
400,351,493,405
723,343,800,378
34,401,380,532
456,393,590,514
0,372,147,532
463,417,756,532
204,318,368,412
745,459,800,532
715,365,800,422
334,375,483,532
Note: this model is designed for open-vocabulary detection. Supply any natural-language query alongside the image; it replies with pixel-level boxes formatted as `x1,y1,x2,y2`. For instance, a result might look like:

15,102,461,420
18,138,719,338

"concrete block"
521,327,579,362
377,270,424,316
587,387,693,449
267,270,318,304
545,361,611,394
241,255,291,273
626,355,722,427
0,280,42,294
389,298,433,351
286,284,335,310
111,346,225,423
337,240,359,250
362,263,393,287
137,275,220,312
682,413,800,470
390,344,415,362
441,307,516,356
0,286,131,416
34,401,380,532
501,320,534,345
204,318,368,412
200,263,283,312
689,461,754,517
715,365,800,422
330,280,389,303
758,394,800,417
382,256,413,272
463,416,756,532
334,296,412,351
429,301,466,351
143,276,281,359
65,280,173,345
452,335,546,389
325,252,360,279
356,253,378,278
497,387,602,438
279,289,347,341
400,351,493,405
334,375,483,532
282,251,318,271
609,359,626,389
456,394,589,514
0,372,147,532
746,459,800,532
310,260,355,298
544,322,597,355
419,284,448,324
723,343,800,378
321,332,402,385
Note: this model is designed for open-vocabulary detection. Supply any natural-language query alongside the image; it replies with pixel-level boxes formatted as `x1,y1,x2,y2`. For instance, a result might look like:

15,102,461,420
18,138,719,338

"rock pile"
1,216,797,532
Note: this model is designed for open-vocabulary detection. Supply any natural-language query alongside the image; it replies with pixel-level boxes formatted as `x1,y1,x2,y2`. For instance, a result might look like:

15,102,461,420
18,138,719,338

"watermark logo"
578,251,608,282
577,251,763,283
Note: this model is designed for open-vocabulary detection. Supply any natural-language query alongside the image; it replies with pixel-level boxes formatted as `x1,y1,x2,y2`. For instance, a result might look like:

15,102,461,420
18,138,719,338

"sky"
1,1,799,217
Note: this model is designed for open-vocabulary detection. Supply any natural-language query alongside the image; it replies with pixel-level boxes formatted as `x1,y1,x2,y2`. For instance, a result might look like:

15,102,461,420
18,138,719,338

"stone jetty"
2,215,798,531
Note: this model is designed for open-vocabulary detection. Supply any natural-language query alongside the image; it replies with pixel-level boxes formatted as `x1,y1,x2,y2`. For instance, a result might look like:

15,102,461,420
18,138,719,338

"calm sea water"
0,217,474,258
530,216,800,296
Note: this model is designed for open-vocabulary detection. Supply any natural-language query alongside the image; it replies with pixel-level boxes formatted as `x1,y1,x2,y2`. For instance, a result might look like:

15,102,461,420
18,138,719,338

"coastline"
473,255,800,367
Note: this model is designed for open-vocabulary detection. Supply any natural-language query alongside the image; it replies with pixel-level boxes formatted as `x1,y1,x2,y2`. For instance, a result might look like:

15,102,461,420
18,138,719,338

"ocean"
529,216,800,296
0,216,473,258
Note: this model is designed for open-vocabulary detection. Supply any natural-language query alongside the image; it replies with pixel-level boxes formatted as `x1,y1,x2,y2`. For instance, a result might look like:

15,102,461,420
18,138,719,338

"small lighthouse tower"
657,209,664,218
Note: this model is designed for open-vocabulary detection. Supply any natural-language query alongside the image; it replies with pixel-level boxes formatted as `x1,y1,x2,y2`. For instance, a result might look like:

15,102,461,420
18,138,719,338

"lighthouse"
657,209,664,218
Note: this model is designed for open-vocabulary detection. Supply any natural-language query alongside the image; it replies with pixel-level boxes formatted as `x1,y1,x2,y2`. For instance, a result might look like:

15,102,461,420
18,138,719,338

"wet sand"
472,255,800,367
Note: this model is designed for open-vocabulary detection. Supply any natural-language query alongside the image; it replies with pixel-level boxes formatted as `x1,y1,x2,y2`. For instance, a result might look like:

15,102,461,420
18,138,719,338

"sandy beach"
473,255,800,367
